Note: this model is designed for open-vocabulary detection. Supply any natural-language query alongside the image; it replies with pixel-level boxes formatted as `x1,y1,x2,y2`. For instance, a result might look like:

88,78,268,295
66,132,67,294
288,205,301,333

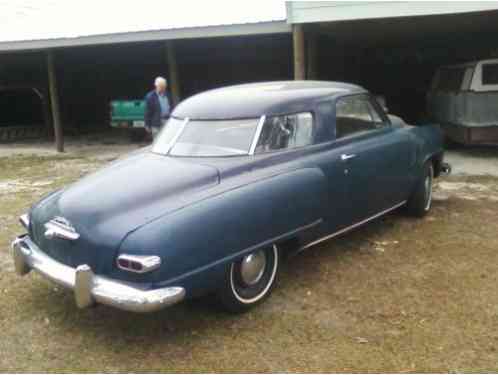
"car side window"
255,112,314,153
335,96,387,139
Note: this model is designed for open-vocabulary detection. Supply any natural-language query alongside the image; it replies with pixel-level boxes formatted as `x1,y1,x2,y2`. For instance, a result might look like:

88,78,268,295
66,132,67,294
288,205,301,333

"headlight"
19,213,30,230
116,254,161,273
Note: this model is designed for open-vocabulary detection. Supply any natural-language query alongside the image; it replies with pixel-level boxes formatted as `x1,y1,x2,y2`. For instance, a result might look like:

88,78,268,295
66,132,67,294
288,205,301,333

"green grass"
1,151,497,372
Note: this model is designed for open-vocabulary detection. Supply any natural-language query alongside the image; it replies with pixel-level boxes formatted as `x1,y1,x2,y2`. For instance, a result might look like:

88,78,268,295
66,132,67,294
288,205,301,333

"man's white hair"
155,76,167,86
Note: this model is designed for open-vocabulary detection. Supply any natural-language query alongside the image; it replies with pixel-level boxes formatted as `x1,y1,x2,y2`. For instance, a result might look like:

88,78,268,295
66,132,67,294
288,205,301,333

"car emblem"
44,216,80,241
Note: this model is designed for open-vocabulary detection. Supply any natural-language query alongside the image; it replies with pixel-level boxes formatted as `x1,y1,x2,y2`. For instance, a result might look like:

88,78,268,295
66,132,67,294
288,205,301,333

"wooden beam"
306,33,317,80
293,24,305,80
46,50,63,152
165,41,181,106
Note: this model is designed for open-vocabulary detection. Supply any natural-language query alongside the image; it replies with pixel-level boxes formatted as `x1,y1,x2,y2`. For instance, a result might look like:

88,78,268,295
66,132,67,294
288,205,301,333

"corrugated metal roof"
0,0,288,51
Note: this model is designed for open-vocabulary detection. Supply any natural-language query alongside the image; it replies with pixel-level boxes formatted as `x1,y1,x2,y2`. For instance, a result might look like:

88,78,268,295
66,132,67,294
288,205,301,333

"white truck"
428,59,498,145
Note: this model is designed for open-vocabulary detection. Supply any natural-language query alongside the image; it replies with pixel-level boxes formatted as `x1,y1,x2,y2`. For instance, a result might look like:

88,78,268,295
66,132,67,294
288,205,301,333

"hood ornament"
44,216,80,241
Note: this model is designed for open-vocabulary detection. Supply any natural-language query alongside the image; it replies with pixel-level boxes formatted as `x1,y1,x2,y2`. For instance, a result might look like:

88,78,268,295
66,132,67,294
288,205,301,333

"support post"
293,24,305,80
46,50,63,152
166,41,181,106
306,33,317,80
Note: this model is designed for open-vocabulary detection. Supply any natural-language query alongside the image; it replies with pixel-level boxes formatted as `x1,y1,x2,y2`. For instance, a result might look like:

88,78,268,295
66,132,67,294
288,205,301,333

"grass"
0,151,497,372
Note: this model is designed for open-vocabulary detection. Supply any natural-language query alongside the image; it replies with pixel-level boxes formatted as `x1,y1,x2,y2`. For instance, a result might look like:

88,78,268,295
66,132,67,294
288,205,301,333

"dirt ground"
1,135,498,372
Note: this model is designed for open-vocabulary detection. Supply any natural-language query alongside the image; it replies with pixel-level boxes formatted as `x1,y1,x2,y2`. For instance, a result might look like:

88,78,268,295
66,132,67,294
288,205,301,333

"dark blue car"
12,81,450,313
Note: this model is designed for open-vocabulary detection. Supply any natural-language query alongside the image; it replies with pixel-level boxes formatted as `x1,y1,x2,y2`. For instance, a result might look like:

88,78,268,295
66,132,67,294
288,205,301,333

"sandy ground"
0,133,144,159
445,147,498,176
0,137,498,372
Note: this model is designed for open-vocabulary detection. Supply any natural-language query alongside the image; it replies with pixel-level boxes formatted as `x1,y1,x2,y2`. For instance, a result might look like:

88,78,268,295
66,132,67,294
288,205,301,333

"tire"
406,161,434,217
217,245,280,313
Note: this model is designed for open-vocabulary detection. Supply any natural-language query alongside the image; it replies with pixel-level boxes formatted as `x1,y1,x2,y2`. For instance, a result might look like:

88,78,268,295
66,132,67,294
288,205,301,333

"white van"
427,59,498,145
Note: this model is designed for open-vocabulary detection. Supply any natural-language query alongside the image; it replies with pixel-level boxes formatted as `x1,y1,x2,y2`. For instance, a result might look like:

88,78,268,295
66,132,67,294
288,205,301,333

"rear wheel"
406,161,434,217
217,245,279,313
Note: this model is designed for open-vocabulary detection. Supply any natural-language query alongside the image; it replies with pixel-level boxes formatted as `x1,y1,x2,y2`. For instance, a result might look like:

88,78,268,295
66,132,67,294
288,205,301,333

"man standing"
144,77,171,138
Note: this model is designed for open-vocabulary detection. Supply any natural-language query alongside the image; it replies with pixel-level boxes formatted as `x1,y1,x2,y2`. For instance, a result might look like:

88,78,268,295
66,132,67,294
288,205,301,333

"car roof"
172,81,367,120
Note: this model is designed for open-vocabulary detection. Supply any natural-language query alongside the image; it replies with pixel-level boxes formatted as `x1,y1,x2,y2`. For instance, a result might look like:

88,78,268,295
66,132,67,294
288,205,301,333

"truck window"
482,64,498,85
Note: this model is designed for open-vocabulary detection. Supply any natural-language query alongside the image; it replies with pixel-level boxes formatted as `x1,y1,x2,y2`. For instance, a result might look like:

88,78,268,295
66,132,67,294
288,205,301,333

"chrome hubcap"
240,250,267,286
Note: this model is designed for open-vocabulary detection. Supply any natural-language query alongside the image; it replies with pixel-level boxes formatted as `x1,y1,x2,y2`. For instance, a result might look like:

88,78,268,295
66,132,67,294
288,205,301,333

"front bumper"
11,235,185,313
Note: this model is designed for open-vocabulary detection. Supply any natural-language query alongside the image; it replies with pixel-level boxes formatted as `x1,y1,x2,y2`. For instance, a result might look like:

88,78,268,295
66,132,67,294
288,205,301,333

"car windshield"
152,117,260,157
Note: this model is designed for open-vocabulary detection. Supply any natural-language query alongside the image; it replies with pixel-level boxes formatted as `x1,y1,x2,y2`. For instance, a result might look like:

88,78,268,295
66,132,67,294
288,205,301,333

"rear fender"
409,124,445,177
116,167,327,296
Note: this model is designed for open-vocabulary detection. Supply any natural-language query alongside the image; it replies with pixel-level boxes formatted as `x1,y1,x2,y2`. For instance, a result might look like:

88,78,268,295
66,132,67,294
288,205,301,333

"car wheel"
406,161,434,217
218,245,279,313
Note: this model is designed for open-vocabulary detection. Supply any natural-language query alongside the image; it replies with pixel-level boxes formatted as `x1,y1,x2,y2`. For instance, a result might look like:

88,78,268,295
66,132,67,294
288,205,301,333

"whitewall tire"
218,244,279,313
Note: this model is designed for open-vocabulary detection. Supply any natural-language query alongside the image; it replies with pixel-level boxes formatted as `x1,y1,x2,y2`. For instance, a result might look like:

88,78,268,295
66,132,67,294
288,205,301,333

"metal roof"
0,0,289,52
287,1,498,24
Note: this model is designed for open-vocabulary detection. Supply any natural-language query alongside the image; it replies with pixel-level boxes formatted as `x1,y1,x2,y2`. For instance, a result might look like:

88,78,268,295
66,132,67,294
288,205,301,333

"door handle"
341,153,356,161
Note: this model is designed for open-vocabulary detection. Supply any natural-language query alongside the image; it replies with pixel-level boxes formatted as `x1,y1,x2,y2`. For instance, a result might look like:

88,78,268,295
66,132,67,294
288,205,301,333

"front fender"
113,167,327,296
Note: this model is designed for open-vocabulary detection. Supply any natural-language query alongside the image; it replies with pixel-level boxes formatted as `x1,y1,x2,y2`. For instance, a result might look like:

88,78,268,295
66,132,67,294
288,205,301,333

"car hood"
34,151,219,241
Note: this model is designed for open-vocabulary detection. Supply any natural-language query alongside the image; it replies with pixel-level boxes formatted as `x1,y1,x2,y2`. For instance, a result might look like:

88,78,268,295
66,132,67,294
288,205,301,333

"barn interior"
0,33,292,137
2,8,498,144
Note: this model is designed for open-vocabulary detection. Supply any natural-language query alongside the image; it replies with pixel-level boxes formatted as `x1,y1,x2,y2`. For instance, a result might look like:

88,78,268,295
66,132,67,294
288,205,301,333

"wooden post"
306,33,317,80
46,50,64,152
166,41,181,106
293,24,305,80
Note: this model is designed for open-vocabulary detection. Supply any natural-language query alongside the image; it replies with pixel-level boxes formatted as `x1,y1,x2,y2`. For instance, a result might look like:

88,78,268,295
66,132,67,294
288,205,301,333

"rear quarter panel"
115,167,327,297
406,124,445,176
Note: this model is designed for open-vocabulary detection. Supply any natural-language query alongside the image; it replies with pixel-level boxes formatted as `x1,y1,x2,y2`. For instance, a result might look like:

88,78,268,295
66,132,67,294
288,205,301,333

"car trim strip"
249,115,266,155
299,200,407,251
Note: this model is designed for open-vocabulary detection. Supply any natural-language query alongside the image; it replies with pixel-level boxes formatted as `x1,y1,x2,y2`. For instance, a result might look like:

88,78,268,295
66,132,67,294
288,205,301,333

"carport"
0,2,290,152
289,2,498,125
5,2,498,152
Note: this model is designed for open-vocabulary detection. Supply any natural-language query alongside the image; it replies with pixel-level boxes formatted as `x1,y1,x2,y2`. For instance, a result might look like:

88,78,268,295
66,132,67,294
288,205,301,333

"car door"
334,94,414,224
309,102,356,237
254,110,351,244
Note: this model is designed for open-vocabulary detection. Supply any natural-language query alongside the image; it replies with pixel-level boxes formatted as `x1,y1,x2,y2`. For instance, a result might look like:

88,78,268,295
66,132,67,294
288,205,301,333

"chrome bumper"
11,235,185,313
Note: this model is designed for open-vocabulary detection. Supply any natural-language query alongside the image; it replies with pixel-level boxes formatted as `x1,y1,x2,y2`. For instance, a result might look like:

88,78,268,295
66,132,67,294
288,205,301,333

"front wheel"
217,245,279,313
406,161,434,217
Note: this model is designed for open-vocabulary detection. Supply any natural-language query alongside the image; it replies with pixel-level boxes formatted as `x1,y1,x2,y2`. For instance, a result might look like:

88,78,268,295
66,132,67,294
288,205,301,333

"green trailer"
110,100,147,141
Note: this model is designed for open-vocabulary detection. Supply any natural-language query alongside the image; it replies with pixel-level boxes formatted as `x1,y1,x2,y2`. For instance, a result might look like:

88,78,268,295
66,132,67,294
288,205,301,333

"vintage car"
427,59,498,145
12,81,450,314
